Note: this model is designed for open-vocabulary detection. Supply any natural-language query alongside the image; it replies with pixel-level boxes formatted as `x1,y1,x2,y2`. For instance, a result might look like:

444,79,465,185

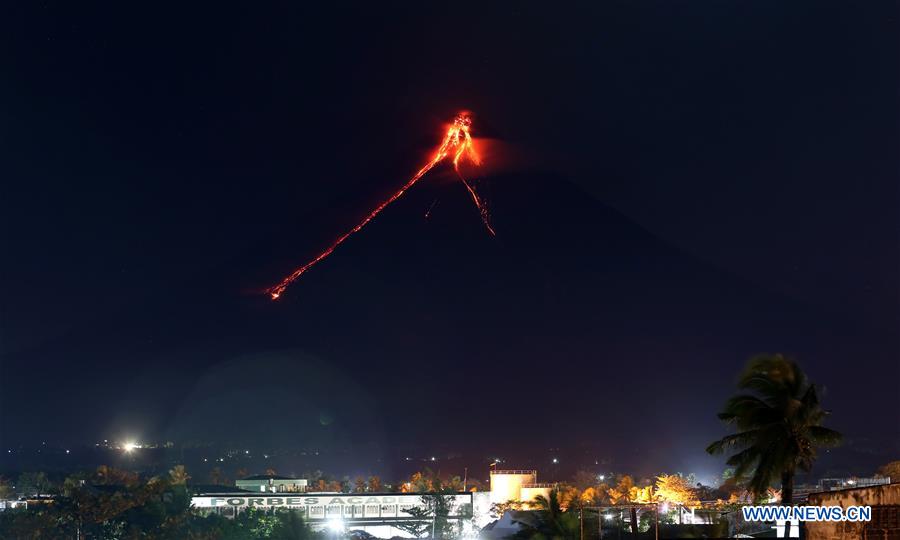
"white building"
234,474,308,493
489,469,553,508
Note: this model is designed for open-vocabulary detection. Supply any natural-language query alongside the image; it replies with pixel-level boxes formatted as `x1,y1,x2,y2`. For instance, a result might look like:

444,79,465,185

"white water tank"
489,470,538,505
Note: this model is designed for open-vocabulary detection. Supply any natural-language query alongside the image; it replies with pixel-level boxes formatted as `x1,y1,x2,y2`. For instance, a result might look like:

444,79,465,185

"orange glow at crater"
266,112,494,300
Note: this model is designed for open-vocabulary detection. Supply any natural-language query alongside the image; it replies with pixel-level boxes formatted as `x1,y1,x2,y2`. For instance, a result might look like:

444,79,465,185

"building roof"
238,475,302,481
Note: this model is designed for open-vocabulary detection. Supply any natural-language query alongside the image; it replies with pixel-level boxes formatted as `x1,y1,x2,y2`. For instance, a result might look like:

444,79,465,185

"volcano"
3,171,884,475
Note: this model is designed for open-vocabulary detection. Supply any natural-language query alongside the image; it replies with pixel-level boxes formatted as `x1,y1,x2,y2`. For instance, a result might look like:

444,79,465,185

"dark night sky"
1,2,898,479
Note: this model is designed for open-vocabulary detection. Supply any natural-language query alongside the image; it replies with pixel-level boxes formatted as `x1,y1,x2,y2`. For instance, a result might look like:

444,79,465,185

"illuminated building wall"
489,470,538,505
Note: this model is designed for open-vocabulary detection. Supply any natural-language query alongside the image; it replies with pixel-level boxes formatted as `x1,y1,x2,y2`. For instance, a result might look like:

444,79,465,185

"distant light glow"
123,441,138,452
327,519,345,533
552,458,559,464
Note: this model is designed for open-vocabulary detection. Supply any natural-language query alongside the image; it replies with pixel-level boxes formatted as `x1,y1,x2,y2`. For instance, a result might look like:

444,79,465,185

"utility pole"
580,507,584,540
654,503,659,540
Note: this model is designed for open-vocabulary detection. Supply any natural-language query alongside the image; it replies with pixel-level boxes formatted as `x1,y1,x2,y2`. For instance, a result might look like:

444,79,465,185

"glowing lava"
267,112,493,300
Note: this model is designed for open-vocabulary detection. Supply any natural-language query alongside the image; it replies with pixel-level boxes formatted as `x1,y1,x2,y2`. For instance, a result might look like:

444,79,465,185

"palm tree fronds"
806,425,842,446
709,354,842,504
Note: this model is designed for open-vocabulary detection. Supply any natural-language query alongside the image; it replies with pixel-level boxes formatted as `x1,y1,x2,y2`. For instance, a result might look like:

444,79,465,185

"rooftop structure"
234,474,308,493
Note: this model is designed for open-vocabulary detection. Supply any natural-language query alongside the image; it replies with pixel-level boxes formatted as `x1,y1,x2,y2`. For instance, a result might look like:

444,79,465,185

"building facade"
192,491,476,538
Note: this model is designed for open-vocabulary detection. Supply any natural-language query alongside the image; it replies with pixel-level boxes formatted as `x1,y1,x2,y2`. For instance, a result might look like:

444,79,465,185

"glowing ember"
266,112,493,300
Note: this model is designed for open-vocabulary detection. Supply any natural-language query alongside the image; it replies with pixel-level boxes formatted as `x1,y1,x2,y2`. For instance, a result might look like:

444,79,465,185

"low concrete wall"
806,482,900,540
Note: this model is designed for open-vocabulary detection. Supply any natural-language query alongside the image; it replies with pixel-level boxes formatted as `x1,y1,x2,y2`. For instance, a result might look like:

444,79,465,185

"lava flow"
266,112,494,300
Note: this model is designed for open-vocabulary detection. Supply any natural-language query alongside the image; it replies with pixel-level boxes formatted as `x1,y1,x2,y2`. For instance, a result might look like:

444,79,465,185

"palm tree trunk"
630,508,638,535
781,471,794,505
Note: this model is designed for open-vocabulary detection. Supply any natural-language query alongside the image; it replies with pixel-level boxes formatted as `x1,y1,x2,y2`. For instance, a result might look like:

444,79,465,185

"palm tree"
512,490,580,539
707,354,842,504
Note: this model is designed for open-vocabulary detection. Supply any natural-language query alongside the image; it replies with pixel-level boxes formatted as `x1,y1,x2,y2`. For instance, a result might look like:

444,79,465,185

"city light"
326,519,345,533
552,458,559,464
123,441,137,453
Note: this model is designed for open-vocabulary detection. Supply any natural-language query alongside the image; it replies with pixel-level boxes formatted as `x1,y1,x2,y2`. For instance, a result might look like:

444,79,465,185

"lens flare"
267,112,493,300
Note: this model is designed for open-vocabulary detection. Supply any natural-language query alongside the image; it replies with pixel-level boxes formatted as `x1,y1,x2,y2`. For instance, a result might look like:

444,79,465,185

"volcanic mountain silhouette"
176,170,841,453
4,170,876,474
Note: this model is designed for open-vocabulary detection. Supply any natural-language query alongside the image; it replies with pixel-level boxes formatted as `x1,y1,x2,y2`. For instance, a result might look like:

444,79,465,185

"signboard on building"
191,493,473,521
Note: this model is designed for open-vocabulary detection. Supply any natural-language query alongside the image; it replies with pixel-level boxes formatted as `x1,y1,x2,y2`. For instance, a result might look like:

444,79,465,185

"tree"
606,475,643,535
0,474,269,539
93,465,139,487
466,477,486,492
169,465,190,485
0,476,12,499
706,354,842,504
354,476,367,493
555,484,582,510
572,470,599,491
367,475,382,491
512,489,580,540
17,471,53,496
655,475,699,524
407,470,435,492
490,500,524,519
234,507,279,538
271,509,317,540
654,475,698,509
580,485,609,506
209,467,225,485
396,493,453,537
443,475,465,491
876,461,900,480
394,477,469,539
